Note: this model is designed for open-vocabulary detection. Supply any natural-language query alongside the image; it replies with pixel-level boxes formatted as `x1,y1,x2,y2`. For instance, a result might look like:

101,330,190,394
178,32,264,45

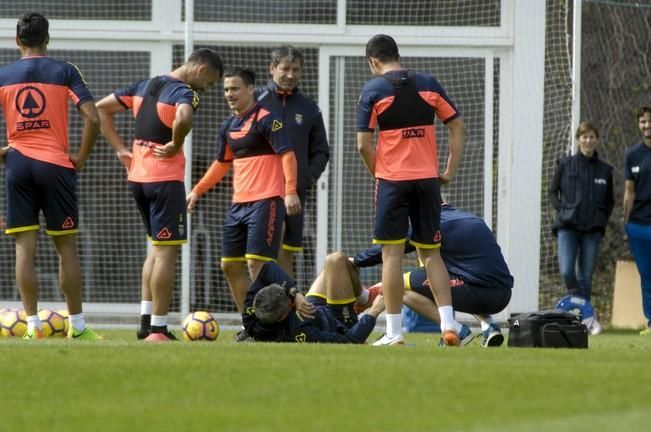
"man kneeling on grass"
243,252,384,343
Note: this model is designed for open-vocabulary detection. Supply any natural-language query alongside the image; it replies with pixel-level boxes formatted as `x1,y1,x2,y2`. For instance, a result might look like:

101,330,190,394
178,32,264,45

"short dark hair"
270,45,304,67
637,106,651,120
17,12,49,47
366,34,400,63
187,48,224,76
575,121,599,139
224,67,256,86
253,284,291,324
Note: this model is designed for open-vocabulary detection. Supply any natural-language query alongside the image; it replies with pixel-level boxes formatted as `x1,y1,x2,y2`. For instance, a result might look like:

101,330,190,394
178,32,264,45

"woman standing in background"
549,122,614,334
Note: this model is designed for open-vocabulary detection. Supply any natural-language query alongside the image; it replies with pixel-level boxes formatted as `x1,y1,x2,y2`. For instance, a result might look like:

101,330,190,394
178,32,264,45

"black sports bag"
507,309,588,348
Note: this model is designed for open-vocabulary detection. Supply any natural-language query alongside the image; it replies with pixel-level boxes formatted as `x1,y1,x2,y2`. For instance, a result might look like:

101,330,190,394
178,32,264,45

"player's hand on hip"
69,153,86,171
439,171,454,185
285,193,302,216
186,192,199,213
294,293,315,320
153,142,180,159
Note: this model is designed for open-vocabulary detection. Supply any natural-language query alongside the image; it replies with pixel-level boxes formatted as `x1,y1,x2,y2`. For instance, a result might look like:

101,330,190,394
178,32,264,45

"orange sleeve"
281,151,298,195
192,160,231,196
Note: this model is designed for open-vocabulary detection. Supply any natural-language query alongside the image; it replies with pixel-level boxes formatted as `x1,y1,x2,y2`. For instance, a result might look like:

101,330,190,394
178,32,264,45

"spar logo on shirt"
15,86,50,131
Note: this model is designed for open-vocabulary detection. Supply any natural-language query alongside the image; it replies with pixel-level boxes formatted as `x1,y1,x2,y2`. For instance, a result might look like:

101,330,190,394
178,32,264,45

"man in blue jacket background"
256,46,329,279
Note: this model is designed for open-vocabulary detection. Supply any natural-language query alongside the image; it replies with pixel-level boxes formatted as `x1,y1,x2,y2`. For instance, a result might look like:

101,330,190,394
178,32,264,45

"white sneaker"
372,333,405,346
590,319,603,335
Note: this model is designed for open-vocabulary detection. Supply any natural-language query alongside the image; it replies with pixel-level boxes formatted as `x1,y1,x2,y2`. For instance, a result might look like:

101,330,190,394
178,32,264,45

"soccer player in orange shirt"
0,13,101,339
96,49,223,341
356,34,467,346
187,68,301,321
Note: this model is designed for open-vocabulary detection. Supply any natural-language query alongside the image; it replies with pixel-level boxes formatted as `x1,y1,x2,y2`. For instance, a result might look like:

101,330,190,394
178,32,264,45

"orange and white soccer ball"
182,311,219,341
0,309,27,337
38,309,67,338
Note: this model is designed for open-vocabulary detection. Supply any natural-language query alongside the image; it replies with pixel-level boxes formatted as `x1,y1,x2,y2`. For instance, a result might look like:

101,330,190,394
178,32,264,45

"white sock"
356,289,369,304
438,306,461,333
151,314,167,327
480,317,494,332
69,313,86,332
386,314,402,339
27,314,42,332
140,301,153,315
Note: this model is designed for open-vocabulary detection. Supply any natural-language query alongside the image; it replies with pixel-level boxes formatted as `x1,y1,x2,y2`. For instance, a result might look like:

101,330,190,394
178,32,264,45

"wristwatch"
285,286,300,300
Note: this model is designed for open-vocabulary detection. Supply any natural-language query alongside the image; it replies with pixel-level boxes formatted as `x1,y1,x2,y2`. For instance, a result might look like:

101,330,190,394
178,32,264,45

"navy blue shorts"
128,180,187,245
221,197,285,262
4,148,78,236
374,178,442,248
282,191,306,251
406,270,511,315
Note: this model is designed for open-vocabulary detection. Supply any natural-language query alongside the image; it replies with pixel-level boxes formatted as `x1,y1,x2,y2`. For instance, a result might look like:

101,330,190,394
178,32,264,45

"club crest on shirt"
294,113,303,125
632,166,640,173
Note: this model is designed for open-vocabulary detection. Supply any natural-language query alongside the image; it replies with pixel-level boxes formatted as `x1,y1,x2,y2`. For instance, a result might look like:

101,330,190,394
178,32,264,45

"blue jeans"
557,229,603,301
625,223,651,327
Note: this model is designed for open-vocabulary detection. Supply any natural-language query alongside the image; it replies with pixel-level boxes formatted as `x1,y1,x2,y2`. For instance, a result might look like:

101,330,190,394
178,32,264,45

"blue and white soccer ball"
555,294,601,334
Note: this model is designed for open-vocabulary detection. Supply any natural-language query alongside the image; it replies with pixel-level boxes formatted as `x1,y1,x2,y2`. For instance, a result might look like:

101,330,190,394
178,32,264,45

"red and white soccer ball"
0,309,27,337
38,309,67,338
182,311,220,341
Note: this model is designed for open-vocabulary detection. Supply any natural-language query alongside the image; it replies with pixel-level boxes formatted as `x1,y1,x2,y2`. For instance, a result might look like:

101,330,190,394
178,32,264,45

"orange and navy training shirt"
114,75,199,183
217,103,292,203
356,69,460,181
0,56,94,168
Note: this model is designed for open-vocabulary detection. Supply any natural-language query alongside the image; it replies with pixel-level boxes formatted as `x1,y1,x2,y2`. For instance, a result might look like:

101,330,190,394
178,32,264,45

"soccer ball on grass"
38,309,67,338
182,311,219,341
1,309,27,337
57,309,70,335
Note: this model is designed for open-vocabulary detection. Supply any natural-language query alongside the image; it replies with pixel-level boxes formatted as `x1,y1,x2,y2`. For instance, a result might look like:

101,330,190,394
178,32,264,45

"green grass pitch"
1,329,650,431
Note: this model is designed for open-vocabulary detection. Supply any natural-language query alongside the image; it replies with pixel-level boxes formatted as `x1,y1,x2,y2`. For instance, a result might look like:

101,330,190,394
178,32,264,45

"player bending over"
354,203,513,347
